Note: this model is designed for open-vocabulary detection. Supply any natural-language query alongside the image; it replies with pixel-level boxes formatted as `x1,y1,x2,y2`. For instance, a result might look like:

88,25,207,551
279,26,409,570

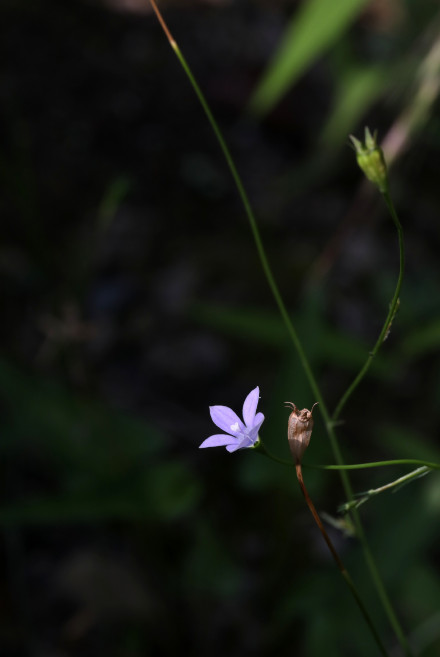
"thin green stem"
332,190,405,421
256,446,440,472
321,425,414,657
149,6,413,655
341,570,389,657
325,186,412,655
255,441,293,467
257,453,418,656
314,459,440,471
341,467,431,513
170,48,325,409
327,185,410,654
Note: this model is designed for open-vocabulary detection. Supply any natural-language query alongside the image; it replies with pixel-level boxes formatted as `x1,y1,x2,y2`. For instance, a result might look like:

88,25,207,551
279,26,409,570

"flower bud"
350,127,388,193
285,402,318,464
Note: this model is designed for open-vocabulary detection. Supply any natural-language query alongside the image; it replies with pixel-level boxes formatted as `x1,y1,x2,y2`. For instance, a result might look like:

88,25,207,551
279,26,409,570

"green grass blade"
248,0,370,117
321,66,387,146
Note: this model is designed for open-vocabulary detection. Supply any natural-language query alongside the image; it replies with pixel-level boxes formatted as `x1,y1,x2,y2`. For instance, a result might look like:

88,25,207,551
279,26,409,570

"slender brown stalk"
296,463,345,571
295,462,389,657
149,0,176,47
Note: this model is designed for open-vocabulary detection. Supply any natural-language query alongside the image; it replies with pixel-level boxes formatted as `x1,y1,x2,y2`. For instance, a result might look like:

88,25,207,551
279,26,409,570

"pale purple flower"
199,386,264,453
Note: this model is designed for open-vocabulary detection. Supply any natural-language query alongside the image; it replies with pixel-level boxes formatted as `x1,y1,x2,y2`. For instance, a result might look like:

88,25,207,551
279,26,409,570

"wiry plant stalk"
148,3,413,655
295,461,389,657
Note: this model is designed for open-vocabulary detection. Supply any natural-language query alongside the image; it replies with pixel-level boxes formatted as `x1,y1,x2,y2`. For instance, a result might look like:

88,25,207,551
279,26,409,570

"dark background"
1,0,440,655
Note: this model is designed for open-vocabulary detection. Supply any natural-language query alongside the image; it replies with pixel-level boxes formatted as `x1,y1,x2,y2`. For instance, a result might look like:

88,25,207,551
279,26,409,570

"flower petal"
242,387,260,427
199,434,238,449
244,413,264,444
252,412,265,432
210,405,244,434
226,442,243,453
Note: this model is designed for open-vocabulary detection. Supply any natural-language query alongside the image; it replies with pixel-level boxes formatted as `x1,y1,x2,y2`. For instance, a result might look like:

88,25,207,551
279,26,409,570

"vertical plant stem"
148,4,413,655
332,191,405,421
295,463,389,657
327,187,412,655
333,455,414,657
295,463,349,571
149,0,322,408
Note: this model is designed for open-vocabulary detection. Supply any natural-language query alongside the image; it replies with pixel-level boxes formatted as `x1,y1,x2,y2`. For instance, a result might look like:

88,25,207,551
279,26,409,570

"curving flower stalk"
286,402,389,657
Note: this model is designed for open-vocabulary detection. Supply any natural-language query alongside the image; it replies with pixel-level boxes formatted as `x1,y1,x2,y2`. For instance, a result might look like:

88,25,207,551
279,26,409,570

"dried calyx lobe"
286,402,318,464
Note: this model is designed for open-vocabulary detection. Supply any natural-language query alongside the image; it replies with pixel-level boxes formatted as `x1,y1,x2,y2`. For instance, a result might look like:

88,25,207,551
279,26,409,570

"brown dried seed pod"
285,402,318,464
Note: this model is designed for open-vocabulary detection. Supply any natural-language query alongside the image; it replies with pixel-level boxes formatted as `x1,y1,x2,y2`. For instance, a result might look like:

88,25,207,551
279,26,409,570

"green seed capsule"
350,127,388,193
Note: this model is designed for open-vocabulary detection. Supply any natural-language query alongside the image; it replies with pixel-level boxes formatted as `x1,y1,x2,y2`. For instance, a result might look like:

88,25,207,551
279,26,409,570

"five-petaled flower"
199,386,264,453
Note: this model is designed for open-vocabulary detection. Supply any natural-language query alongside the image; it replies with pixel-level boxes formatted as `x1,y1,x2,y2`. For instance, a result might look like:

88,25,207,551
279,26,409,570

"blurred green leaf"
190,301,393,377
378,424,440,463
0,359,197,524
149,462,201,520
183,523,241,596
321,65,387,147
370,484,440,584
190,303,287,345
0,459,200,525
0,495,141,525
97,175,131,231
248,0,371,117
276,566,381,657
400,317,440,358
0,358,164,476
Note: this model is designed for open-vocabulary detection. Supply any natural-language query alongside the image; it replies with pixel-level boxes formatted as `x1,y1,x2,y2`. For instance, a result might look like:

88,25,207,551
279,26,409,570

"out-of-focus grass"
0,359,200,524
248,0,371,117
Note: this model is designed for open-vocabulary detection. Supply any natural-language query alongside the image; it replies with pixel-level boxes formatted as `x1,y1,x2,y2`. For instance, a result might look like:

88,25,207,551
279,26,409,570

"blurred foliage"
1,0,440,656
249,0,371,117
0,358,203,523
